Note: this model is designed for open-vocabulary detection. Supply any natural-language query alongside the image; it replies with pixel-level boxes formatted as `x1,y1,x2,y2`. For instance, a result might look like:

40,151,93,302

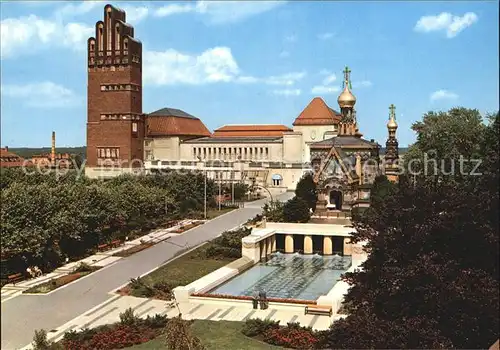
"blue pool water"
208,253,351,300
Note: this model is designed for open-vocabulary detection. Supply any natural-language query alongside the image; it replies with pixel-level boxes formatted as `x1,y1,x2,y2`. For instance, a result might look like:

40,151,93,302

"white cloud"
122,6,149,24
322,74,337,85
155,3,195,17
143,45,305,88
54,0,105,19
63,22,94,47
311,86,340,95
1,82,80,108
154,1,284,24
0,15,92,58
271,89,301,96
279,50,290,58
430,89,459,101
414,12,478,38
265,72,306,86
319,69,331,76
318,32,334,40
352,80,372,88
285,34,297,42
143,47,240,85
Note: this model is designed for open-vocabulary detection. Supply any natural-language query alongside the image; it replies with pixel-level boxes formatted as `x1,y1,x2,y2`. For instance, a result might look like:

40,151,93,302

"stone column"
304,235,313,254
266,237,272,256
260,240,266,260
323,236,333,255
343,237,352,256
285,234,294,253
271,235,276,252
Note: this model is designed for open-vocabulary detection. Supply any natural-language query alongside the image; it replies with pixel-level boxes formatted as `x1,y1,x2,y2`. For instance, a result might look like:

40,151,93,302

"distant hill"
8,147,86,159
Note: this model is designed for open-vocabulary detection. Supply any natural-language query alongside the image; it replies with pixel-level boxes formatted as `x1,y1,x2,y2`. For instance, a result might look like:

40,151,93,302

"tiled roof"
148,107,197,119
146,107,210,137
213,124,292,137
147,116,211,137
293,97,342,126
310,136,379,149
185,136,283,144
0,148,25,167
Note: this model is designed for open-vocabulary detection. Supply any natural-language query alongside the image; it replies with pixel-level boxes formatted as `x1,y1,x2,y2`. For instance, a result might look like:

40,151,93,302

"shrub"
152,281,174,299
283,197,311,223
144,314,168,328
129,277,155,298
72,262,93,273
241,318,279,337
165,316,205,350
32,329,53,350
263,326,319,349
119,307,139,326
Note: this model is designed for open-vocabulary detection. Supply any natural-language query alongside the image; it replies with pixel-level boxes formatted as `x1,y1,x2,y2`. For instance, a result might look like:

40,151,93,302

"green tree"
295,172,317,210
326,109,499,349
262,200,285,222
283,197,311,223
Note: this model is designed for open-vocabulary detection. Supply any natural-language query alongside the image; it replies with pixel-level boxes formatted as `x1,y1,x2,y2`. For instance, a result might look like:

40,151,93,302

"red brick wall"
86,5,144,168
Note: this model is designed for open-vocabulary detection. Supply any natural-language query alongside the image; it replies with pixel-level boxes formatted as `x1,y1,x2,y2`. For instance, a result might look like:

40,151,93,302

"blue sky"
1,1,498,148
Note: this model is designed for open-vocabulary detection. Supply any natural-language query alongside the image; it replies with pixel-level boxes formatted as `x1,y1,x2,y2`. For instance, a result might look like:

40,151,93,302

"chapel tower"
337,66,361,137
86,4,144,174
384,104,399,182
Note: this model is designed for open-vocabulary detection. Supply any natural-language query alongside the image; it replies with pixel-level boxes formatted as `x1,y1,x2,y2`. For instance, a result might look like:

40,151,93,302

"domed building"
84,5,399,215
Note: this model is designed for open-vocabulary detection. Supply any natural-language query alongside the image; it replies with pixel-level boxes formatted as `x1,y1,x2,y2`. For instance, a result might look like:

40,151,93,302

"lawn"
126,320,280,349
123,245,236,298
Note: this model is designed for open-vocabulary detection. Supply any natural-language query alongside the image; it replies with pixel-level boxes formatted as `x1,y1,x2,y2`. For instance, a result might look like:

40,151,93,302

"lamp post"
218,171,221,211
204,167,207,219
251,179,273,202
198,156,207,220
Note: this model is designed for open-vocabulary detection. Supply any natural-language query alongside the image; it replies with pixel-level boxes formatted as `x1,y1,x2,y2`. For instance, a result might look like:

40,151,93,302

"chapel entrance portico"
328,190,342,210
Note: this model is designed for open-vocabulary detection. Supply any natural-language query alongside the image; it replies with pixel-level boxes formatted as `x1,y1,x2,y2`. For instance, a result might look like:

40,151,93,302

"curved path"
1,192,293,349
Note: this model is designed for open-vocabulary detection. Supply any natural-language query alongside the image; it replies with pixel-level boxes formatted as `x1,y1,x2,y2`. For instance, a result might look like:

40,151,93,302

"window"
132,122,138,133
272,174,282,186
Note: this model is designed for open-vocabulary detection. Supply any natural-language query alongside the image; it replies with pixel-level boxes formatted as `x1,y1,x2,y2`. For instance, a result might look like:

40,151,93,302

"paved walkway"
1,193,292,350
21,294,341,349
1,222,193,303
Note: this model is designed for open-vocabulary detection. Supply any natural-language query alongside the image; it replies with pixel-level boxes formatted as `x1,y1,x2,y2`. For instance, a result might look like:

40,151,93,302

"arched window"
115,23,120,50
106,8,112,51
272,174,282,186
97,24,104,51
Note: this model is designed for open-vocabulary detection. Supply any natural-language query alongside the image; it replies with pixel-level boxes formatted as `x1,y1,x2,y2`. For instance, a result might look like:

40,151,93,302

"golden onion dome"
387,116,398,129
337,85,356,108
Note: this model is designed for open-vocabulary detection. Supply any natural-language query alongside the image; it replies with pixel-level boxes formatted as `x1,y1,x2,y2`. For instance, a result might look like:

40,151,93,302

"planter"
113,243,154,257
23,266,101,294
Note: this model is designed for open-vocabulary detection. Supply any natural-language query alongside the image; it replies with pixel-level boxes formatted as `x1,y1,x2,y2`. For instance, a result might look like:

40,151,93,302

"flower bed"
24,265,101,294
241,318,326,349
40,310,169,350
113,243,154,257
192,292,316,305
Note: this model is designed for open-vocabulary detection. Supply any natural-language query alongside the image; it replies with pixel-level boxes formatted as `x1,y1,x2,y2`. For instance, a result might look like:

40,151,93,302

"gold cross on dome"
389,104,396,119
343,66,351,83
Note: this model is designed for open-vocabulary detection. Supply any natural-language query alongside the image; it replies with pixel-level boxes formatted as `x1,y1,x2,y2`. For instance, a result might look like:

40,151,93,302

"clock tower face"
310,130,317,140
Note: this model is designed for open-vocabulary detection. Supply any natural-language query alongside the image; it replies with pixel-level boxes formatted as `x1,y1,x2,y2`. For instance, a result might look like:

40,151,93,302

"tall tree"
295,172,317,210
326,109,499,349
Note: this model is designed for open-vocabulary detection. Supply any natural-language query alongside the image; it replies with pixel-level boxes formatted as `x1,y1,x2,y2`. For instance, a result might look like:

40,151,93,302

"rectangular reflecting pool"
208,253,352,301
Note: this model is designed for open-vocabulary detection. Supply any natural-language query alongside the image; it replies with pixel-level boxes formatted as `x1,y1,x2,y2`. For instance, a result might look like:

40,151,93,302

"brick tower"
86,4,144,177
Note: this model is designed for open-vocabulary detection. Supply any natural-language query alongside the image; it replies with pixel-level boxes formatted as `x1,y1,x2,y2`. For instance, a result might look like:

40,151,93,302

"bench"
110,240,122,248
7,273,23,285
97,243,109,252
305,304,332,316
